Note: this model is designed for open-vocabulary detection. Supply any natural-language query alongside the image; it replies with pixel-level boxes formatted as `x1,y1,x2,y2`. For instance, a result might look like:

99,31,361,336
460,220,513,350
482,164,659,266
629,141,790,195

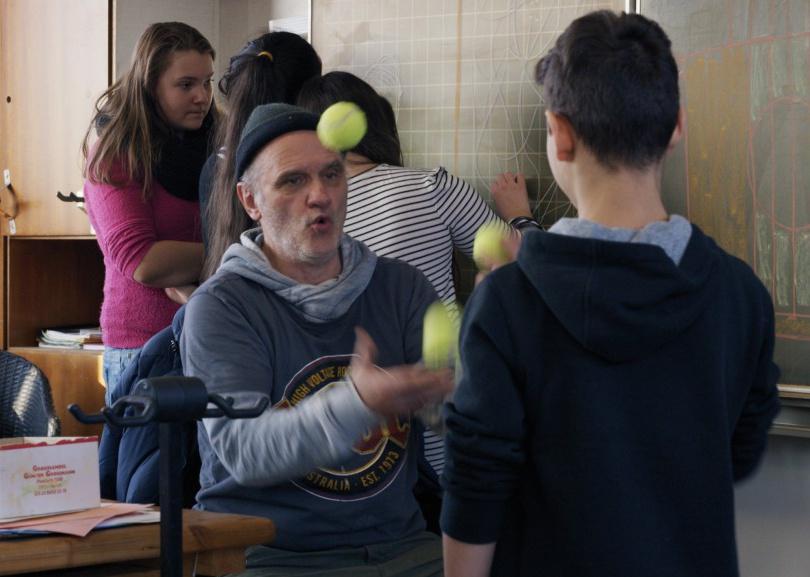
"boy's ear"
546,110,576,162
237,181,262,221
668,107,684,150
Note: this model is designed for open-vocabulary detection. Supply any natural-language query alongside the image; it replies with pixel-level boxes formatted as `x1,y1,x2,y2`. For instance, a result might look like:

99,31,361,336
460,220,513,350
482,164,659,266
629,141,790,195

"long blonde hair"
82,22,218,198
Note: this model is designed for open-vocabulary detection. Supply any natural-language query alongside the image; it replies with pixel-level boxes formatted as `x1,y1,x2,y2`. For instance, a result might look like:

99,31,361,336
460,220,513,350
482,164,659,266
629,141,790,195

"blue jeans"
103,346,140,406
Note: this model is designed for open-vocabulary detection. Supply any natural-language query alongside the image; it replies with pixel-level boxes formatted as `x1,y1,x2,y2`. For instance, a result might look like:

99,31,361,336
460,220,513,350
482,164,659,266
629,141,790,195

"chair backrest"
99,307,200,506
0,351,61,438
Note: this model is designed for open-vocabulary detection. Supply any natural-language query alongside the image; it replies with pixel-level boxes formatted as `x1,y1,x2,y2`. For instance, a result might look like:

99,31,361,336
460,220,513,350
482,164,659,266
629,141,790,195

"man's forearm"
205,383,379,487
443,534,496,577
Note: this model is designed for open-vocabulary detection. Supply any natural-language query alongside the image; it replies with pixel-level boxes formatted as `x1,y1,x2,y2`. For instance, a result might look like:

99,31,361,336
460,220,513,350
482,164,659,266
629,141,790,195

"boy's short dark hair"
536,10,680,170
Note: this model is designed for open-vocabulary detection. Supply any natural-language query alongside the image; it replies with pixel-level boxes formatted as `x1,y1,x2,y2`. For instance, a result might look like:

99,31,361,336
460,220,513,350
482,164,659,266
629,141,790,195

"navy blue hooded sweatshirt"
441,225,780,577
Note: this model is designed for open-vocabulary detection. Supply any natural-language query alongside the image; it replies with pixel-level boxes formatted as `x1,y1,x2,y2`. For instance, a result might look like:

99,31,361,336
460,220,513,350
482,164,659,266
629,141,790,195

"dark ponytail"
203,32,322,280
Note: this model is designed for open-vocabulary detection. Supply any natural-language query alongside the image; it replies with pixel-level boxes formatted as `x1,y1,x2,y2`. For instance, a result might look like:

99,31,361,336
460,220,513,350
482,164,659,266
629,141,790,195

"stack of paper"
38,327,103,350
0,502,156,537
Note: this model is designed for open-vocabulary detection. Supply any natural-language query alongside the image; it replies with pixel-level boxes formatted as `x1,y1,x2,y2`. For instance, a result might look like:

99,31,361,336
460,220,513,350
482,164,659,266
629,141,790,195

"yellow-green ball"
422,301,459,369
317,101,367,152
473,222,510,271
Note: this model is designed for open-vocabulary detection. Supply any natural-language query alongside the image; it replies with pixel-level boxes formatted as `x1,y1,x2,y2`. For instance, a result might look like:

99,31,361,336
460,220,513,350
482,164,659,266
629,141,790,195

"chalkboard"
313,0,810,384
641,0,810,385
312,0,623,227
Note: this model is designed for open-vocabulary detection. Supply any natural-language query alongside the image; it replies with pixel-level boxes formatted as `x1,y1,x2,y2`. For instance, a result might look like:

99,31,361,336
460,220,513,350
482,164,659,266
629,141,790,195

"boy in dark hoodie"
440,10,780,577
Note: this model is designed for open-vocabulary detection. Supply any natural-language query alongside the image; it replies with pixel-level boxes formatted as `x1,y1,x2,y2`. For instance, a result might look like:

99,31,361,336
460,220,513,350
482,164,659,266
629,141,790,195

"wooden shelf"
5,237,104,348
9,235,97,240
5,237,106,438
10,346,103,357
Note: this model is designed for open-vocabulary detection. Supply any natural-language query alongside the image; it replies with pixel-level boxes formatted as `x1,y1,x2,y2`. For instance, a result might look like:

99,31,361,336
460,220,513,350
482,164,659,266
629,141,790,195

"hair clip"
257,51,274,62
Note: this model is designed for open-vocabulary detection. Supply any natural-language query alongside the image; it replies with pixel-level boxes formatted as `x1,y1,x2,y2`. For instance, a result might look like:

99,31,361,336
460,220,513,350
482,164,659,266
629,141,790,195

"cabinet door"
0,0,108,236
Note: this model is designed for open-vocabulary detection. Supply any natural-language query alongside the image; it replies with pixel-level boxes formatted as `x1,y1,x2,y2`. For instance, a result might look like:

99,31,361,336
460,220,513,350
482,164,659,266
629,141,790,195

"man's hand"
350,327,454,417
491,172,531,221
474,232,522,286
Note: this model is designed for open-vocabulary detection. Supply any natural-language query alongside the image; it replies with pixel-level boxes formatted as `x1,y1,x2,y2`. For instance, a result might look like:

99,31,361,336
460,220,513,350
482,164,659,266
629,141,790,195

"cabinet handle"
1,183,18,219
56,190,85,203
56,190,86,214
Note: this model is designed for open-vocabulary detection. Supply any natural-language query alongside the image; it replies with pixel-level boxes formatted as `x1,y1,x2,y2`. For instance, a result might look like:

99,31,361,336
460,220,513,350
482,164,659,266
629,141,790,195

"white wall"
218,0,272,83
114,1,309,95
114,0,219,79
266,0,308,21
217,0,309,81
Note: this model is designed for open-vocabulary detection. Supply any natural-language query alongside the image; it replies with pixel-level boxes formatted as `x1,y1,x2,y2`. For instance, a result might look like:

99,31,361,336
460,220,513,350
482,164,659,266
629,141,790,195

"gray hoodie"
181,228,438,551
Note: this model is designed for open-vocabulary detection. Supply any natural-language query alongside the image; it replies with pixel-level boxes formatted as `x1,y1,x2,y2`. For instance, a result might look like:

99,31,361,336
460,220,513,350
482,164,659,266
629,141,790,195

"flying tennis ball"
473,222,511,271
317,101,368,152
422,301,459,370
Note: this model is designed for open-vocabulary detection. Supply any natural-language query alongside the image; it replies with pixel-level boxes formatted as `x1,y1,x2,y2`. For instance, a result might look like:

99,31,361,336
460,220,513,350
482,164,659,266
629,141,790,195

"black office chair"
0,351,61,437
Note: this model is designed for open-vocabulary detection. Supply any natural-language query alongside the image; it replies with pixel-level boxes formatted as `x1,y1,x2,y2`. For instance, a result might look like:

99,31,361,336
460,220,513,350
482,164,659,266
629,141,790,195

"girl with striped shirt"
298,72,533,484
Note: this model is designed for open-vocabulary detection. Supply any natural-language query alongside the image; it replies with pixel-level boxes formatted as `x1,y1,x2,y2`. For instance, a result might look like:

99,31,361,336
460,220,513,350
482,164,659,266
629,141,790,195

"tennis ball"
422,301,459,370
473,222,511,271
317,101,368,152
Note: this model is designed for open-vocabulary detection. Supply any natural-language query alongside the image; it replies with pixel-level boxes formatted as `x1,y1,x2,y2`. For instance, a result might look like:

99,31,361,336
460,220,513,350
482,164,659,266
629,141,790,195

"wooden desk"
0,508,275,577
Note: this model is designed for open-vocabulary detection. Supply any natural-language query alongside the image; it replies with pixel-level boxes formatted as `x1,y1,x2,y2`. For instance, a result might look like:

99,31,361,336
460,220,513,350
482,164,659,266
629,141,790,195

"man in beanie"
181,103,452,575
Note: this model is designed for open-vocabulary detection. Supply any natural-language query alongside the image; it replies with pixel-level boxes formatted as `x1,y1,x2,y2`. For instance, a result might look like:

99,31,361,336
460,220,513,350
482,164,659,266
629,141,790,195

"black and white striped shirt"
345,164,499,305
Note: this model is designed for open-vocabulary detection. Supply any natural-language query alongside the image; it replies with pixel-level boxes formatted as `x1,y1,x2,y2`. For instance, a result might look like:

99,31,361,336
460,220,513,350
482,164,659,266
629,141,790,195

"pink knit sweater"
84,177,201,348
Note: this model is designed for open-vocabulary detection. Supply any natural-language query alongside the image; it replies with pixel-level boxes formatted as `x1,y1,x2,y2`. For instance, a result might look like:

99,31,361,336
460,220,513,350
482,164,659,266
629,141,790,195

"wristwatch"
508,215,540,231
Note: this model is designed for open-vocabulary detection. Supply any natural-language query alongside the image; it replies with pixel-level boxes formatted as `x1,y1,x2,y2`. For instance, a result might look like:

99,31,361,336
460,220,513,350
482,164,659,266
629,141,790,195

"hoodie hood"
518,223,720,362
217,227,377,323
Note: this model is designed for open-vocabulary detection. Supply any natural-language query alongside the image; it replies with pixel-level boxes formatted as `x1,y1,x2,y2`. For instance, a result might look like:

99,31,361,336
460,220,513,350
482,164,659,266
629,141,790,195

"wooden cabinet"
0,0,108,237
0,0,288,437
0,0,110,438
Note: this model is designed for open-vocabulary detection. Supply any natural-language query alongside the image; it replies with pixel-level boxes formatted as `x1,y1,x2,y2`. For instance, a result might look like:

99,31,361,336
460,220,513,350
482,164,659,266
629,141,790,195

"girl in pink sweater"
82,22,218,403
